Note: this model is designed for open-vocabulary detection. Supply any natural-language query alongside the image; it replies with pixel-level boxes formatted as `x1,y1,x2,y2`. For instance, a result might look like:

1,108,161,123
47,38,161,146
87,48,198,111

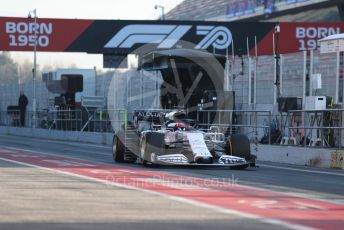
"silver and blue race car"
112,110,256,169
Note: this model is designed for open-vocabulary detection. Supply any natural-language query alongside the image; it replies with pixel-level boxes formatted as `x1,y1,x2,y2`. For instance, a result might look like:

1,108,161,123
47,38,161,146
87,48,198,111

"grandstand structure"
166,0,344,22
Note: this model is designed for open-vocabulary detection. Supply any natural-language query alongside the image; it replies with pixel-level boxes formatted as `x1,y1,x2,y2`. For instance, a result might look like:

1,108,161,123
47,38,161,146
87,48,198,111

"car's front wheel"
141,136,159,168
227,134,253,170
141,132,165,167
227,134,251,160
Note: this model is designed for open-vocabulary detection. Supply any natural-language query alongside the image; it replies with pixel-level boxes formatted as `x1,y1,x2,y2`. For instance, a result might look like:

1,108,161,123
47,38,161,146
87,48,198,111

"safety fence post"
124,109,128,131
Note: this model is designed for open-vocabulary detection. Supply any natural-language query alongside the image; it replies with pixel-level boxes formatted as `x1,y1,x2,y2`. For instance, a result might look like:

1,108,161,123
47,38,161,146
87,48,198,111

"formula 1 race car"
112,110,256,169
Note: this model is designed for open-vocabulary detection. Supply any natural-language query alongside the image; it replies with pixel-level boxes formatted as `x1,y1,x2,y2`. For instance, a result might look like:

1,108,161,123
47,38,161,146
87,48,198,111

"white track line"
0,156,315,230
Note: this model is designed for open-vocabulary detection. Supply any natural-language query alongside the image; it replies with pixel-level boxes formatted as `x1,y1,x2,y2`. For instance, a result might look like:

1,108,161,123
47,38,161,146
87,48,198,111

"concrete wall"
254,144,344,169
0,126,113,145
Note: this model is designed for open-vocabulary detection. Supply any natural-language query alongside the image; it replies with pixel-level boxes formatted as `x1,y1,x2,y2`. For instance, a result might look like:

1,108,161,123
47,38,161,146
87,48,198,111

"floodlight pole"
274,25,281,100
29,9,37,128
155,5,165,20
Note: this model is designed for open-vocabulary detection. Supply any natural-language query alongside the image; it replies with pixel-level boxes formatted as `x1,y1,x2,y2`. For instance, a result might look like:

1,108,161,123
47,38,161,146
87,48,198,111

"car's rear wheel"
112,134,125,163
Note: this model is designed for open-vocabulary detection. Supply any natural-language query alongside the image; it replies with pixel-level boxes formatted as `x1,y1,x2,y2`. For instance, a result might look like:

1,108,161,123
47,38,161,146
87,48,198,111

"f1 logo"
104,24,191,49
104,24,232,50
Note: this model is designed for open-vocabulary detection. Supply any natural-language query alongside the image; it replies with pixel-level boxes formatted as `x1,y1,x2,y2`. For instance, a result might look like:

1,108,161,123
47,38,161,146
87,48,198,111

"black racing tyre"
141,137,157,167
112,132,125,163
227,134,251,161
141,132,165,167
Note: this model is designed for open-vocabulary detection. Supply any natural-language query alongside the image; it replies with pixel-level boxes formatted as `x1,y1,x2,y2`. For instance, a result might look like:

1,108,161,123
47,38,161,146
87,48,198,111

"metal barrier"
1,109,270,138
0,110,21,127
0,109,125,133
47,109,82,131
81,108,126,133
283,109,344,148
196,110,272,144
1,107,343,148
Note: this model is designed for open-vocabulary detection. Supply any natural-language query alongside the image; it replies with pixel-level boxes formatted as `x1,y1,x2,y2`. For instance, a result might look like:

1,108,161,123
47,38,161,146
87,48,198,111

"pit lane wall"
0,126,113,145
0,125,343,170
254,144,344,170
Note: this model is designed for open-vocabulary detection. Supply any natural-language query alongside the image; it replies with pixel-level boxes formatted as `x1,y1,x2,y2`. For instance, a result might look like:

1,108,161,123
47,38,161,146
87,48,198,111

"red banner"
256,22,344,55
0,17,92,52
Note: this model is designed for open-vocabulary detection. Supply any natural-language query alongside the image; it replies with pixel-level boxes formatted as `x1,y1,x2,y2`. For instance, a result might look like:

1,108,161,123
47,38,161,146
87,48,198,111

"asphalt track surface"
0,133,343,230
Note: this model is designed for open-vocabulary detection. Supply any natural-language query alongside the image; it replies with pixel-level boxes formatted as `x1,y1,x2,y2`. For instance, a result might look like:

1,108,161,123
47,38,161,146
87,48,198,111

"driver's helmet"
176,122,187,131
166,121,188,131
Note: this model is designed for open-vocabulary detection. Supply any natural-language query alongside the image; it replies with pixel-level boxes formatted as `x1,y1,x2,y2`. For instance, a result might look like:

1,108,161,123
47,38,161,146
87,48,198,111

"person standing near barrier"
18,91,28,127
